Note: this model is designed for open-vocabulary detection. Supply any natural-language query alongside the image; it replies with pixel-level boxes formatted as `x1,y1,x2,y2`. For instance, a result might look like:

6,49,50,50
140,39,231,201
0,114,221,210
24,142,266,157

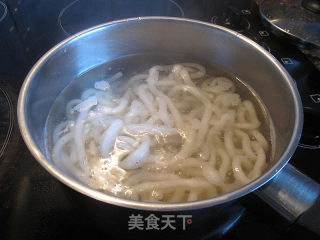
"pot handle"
255,164,320,235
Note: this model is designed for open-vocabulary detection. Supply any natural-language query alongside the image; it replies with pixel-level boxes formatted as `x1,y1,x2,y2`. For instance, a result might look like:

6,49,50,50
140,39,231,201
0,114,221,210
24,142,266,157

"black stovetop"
0,0,320,239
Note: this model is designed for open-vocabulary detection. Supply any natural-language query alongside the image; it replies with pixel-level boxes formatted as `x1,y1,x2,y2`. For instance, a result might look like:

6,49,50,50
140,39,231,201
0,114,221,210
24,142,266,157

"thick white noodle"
119,136,151,170
100,119,123,158
51,63,270,203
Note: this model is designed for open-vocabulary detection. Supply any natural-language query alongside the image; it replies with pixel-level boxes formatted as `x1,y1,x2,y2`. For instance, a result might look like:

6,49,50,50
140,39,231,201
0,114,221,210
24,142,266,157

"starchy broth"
45,54,274,202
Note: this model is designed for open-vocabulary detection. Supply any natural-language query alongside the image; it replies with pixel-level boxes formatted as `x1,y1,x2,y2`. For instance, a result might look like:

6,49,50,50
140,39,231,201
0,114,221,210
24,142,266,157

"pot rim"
17,16,303,211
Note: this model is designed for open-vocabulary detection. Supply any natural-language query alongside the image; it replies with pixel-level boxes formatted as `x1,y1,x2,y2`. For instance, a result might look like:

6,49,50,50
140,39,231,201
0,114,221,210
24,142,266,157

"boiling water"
45,53,275,201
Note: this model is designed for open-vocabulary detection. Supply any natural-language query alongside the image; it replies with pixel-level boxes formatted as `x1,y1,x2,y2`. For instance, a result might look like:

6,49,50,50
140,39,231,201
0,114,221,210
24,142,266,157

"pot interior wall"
24,19,296,175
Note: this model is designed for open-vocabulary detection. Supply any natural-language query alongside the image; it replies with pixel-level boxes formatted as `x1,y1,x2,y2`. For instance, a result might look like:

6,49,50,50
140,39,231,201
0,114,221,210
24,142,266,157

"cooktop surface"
0,0,319,239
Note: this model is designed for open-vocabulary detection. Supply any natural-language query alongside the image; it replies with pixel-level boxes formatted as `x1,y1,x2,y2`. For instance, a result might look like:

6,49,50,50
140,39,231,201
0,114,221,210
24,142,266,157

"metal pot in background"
17,17,320,236
259,0,320,50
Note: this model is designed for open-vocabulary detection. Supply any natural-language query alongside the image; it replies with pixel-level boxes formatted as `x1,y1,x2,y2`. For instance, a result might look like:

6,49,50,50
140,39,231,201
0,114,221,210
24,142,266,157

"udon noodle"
51,63,269,202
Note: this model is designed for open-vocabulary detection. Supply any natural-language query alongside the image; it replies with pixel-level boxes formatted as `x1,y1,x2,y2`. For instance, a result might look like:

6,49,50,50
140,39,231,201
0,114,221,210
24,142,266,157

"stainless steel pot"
17,17,320,235
259,0,320,50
